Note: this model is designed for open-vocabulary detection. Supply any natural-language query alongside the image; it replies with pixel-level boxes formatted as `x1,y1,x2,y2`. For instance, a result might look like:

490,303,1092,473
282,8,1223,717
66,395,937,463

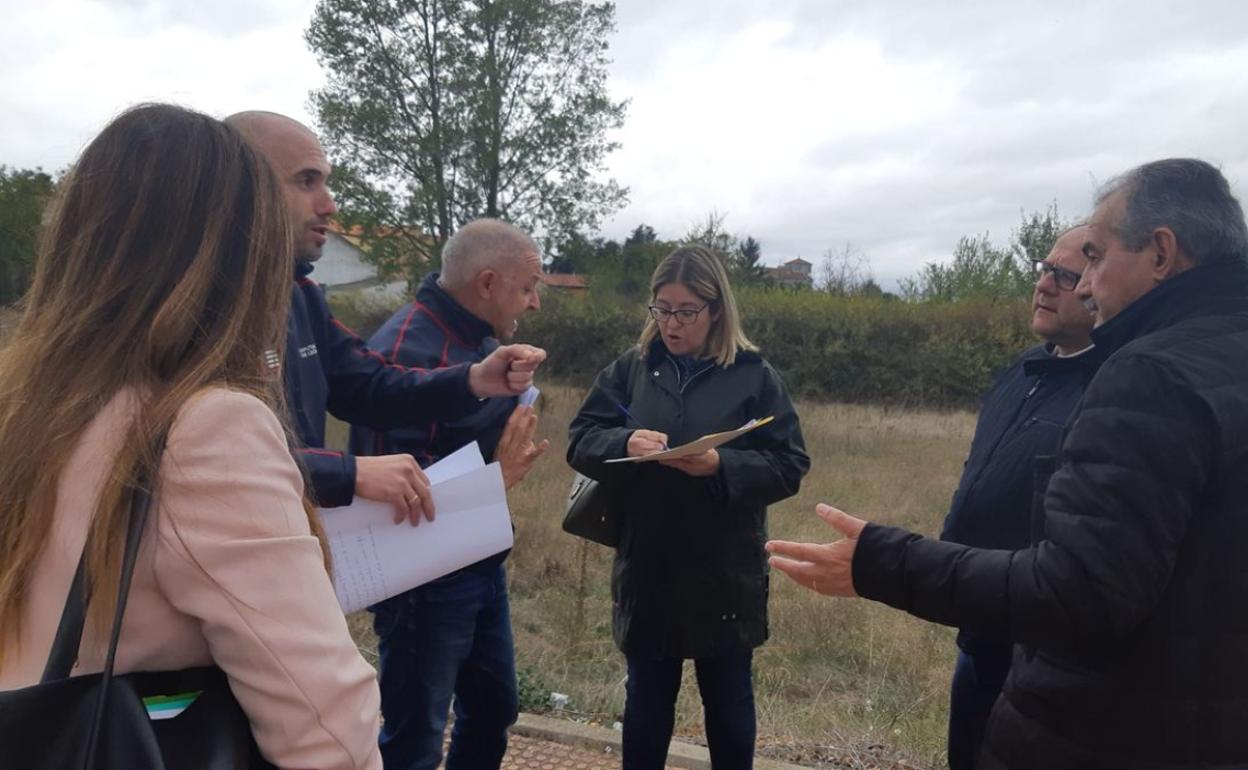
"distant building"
764,257,814,289
540,273,590,292
315,227,380,289
314,222,430,301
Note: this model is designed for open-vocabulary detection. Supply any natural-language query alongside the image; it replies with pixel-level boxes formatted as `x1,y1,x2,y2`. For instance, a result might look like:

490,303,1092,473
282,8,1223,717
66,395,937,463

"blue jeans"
373,564,519,770
622,652,756,770
948,646,1013,770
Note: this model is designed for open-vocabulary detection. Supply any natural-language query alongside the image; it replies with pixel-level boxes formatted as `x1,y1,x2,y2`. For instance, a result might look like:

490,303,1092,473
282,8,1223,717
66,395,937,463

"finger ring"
407,493,420,505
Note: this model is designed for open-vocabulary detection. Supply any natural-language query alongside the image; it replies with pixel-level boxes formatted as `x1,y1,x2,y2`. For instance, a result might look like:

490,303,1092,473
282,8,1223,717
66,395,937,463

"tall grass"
333,386,974,769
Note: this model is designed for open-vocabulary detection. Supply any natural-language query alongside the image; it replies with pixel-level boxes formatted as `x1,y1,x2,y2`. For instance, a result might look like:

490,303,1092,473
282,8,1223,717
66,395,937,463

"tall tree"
735,236,764,283
900,205,1072,303
818,241,873,295
307,0,628,268
900,233,1026,302
683,211,737,259
0,167,56,305
1011,203,1069,266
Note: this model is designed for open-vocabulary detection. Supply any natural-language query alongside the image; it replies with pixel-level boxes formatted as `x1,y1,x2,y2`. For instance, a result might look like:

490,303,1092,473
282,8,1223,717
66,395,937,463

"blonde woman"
568,245,810,769
0,105,381,768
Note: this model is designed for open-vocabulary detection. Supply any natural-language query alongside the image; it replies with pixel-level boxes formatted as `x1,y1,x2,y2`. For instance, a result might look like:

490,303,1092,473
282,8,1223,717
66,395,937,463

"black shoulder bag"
562,353,650,548
0,465,275,769
562,473,618,547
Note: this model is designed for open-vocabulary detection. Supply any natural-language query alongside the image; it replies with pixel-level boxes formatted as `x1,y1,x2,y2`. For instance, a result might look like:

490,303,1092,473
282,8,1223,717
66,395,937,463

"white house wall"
311,233,379,287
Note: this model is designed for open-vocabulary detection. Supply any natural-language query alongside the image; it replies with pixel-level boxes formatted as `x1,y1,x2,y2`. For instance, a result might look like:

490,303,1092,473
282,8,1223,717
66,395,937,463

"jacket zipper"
962,374,1045,495
667,356,715,395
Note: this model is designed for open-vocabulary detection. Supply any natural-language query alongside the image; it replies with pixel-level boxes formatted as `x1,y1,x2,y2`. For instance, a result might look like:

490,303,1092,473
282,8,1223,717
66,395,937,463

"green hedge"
330,286,1035,410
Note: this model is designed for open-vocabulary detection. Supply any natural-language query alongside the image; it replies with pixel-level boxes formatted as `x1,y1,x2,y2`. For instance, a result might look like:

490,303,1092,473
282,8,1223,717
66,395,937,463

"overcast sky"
4,0,1248,286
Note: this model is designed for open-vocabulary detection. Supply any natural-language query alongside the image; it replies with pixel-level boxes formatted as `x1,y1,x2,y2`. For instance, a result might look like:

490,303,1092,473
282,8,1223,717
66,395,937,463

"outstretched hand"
469,344,547,398
765,504,868,597
495,405,550,490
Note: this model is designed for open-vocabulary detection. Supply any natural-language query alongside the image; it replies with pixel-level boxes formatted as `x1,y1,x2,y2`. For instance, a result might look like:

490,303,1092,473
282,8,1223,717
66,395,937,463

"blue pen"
614,400,669,450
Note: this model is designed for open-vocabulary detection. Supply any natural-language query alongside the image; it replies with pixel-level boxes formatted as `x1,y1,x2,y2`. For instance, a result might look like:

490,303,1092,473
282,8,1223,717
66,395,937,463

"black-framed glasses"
1032,259,1082,292
648,303,711,326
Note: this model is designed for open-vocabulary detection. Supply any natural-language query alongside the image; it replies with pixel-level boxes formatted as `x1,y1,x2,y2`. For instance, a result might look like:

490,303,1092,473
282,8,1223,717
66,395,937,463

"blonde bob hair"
639,245,757,366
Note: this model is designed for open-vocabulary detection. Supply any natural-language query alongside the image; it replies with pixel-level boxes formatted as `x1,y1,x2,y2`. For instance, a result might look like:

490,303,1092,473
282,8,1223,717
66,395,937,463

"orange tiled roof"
541,273,589,289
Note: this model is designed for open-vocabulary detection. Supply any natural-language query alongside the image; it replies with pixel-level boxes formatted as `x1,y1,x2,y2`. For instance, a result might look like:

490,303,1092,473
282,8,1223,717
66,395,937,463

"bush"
330,286,1034,410
519,288,1032,409
327,289,407,339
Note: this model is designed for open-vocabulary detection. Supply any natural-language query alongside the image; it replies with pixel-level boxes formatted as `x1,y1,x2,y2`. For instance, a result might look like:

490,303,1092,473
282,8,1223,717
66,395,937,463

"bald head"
1031,224,1093,354
225,111,316,148
440,219,541,289
440,219,543,340
225,111,336,260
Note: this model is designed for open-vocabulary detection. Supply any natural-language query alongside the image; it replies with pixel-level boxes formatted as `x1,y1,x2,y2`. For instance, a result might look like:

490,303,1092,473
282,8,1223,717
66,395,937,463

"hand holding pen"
616,400,670,456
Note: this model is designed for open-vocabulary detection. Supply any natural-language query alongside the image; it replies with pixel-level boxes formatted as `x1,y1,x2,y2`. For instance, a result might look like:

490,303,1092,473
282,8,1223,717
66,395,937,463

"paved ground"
501,714,811,770
450,714,921,770
501,732,641,770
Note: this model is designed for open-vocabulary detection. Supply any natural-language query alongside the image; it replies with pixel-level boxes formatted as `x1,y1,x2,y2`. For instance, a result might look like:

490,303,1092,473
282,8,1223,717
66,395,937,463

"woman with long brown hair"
0,104,381,768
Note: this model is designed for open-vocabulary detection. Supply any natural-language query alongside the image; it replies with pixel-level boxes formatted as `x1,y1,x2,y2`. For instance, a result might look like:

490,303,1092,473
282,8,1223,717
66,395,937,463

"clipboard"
604,416,775,463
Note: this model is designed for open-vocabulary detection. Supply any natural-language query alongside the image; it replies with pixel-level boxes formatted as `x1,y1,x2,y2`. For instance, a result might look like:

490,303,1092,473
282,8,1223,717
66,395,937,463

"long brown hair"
0,104,301,659
638,245,757,366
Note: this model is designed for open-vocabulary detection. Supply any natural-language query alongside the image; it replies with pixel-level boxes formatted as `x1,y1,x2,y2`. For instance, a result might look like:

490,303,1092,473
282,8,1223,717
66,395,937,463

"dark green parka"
568,340,810,659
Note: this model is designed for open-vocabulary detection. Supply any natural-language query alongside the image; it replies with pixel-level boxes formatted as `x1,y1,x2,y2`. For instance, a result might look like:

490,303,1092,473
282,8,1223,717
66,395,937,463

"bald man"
225,111,545,519
349,219,549,770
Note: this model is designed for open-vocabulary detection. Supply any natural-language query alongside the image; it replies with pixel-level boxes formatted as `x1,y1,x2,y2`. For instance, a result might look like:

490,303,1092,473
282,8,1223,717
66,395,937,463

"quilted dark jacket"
854,261,1248,769
940,343,1102,652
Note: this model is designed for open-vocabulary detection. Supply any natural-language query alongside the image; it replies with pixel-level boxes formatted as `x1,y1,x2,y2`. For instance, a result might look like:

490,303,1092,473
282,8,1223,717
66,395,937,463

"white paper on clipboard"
604,416,775,464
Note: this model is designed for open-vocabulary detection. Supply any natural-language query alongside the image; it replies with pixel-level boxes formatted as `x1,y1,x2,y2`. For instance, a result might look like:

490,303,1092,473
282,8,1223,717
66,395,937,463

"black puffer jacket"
568,340,810,659
853,261,1248,769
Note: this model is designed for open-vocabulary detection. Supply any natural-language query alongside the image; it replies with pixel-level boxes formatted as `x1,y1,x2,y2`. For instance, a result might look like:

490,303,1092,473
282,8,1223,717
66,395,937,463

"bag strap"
83,480,155,762
39,553,90,682
40,471,158,684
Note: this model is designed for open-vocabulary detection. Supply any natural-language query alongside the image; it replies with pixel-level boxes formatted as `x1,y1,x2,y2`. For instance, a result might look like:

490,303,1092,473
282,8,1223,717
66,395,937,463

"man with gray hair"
350,218,549,770
767,158,1248,768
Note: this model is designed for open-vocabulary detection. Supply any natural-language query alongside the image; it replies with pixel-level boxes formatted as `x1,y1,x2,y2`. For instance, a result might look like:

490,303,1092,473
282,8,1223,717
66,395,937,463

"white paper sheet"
423,441,485,485
604,416,776,463
320,442,513,613
519,386,540,407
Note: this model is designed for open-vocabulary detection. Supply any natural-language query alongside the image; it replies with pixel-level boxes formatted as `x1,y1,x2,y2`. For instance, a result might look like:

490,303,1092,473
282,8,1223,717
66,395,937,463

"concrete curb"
513,713,810,770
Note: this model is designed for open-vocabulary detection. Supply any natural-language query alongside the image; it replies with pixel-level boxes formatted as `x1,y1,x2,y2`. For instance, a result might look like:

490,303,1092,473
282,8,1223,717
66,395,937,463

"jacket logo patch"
298,343,319,359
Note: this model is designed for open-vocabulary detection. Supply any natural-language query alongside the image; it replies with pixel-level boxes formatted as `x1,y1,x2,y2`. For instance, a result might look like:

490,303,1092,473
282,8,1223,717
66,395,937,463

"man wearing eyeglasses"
937,224,1097,770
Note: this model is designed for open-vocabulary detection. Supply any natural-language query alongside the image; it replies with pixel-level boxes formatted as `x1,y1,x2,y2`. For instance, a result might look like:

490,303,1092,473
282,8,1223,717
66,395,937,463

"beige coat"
0,388,382,770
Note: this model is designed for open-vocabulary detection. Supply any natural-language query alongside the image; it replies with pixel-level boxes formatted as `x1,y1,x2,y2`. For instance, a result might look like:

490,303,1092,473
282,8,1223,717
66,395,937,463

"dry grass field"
331,385,977,769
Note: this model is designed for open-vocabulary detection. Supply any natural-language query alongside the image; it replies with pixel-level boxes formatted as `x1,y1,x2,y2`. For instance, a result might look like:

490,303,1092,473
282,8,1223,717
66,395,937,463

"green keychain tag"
142,690,203,721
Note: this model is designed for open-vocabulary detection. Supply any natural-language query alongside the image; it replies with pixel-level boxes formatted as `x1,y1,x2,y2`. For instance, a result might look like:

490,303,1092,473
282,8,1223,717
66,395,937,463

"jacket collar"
1090,260,1248,359
416,273,496,348
295,260,315,280
642,337,761,369
1022,342,1104,377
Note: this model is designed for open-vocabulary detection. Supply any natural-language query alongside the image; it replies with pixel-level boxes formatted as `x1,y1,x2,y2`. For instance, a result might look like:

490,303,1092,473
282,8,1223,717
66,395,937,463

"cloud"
5,0,1248,288
0,0,323,169
599,0,1248,286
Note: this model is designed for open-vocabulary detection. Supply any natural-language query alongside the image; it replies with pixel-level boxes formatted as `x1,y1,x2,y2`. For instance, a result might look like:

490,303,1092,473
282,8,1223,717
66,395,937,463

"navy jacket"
350,273,518,573
854,262,1248,768
285,262,479,507
940,343,1102,652
941,344,1101,548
